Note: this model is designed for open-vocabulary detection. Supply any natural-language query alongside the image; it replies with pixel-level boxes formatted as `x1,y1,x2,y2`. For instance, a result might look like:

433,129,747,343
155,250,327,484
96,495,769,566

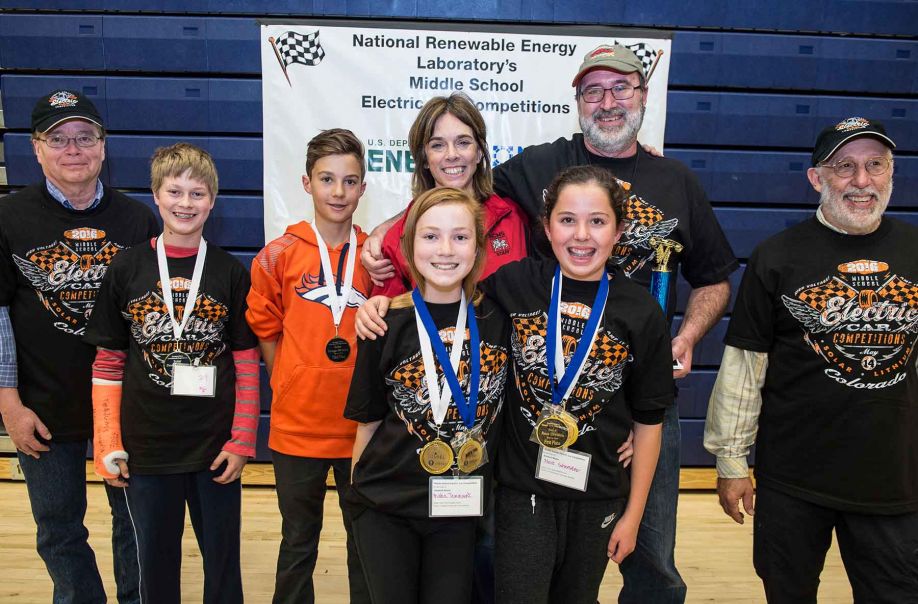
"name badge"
171,363,216,397
535,446,591,492
428,475,484,518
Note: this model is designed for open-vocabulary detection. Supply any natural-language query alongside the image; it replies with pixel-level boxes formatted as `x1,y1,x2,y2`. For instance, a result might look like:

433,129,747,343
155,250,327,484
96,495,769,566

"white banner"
261,22,671,242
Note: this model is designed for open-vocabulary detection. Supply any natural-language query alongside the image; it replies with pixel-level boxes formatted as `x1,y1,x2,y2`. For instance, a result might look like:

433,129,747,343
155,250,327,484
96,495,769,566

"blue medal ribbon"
546,264,610,406
412,288,481,429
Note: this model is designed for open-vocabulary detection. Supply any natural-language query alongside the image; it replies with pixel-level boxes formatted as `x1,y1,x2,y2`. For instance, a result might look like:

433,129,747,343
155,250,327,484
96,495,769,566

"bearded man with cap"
704,118,918,601
490,44,736,603
0,90,158,603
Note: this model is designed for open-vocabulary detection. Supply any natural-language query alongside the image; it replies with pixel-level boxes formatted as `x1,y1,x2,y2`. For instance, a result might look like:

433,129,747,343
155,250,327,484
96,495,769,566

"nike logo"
601,513,616,529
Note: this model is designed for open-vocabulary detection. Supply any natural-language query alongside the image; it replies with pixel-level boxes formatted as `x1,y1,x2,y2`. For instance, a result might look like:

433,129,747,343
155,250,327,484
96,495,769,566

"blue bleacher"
2,13,916,92
0,14,105,70
671,32,918,94
6,0,916,36
666,91,918,151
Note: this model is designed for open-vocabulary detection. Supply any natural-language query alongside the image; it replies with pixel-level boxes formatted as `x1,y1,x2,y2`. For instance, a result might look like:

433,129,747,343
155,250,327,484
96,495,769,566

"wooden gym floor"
0,477,854,603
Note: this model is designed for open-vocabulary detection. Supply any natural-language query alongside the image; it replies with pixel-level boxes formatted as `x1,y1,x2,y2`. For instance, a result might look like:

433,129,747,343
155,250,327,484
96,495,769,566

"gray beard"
818,178,892,235
579,105,644,156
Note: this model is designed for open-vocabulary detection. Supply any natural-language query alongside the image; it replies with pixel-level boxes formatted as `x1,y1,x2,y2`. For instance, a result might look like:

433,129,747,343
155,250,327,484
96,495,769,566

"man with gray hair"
0,90,158,602
705,118,918,600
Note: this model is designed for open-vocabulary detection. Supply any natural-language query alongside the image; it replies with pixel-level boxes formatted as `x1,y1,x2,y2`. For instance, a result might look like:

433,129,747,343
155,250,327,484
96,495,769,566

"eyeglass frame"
577,83,644,103
817,156,893,179
35,133,104,149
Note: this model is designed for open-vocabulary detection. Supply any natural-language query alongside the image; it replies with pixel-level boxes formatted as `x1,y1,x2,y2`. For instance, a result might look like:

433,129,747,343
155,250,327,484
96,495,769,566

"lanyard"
308,222,357,333
546,264,609,406
156,236,207,341
413,288,481,429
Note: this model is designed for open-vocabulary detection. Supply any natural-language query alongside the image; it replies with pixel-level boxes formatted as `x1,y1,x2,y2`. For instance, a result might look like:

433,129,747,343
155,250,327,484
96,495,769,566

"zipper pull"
531,494,536,515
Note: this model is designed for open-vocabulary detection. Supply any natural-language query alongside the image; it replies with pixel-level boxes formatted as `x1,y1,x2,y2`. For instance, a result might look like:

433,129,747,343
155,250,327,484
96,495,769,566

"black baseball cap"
31,90,104,134
812,117,895,166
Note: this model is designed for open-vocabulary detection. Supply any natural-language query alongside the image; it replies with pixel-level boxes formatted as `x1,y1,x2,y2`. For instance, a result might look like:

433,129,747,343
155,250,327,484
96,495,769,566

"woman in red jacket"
371,93,529,297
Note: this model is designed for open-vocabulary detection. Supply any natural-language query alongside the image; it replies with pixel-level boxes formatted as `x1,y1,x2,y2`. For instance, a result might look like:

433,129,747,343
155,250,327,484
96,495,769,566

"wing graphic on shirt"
626,217,679,250
12,254,59,292
781,295,829,334
895,314,918,334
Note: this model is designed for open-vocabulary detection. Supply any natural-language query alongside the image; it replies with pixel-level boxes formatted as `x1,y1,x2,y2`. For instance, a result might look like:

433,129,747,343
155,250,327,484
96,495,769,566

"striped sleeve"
222,347,260,457
703,345,768,479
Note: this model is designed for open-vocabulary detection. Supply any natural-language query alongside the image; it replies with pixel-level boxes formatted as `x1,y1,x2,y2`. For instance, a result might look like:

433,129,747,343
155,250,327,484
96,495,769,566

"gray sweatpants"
494,485,625,604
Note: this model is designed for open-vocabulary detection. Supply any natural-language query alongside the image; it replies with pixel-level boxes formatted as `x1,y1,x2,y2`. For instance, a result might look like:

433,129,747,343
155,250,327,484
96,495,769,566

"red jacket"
372,193,529,297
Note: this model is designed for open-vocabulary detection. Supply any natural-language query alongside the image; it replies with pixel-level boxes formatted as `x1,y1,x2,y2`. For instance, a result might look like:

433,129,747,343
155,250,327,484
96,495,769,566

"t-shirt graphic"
511,302,631,435
294,263,368,310
781,258,918,390
612,191,678,276
125,277,229,388
387,325,508,444
12,227,124,335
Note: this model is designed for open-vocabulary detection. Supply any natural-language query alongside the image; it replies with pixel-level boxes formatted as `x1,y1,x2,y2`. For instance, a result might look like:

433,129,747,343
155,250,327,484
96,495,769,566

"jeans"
125,469,243,604
18,440,139,604
618,403,686,603
271,452,369,604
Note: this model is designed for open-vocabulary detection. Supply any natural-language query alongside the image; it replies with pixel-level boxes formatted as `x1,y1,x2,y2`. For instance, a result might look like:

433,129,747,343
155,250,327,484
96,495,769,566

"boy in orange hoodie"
246,129,371,604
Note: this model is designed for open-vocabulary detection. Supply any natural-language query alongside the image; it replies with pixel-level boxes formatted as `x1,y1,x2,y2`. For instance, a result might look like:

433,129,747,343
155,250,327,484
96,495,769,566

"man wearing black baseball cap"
705,117,918,600
0,90,158,602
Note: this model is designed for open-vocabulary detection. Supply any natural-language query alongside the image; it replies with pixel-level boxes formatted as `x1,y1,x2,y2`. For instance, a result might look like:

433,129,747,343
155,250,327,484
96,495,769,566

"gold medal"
534,409,579,449
558,410,579,448
456,438,485,474
419,439,454,474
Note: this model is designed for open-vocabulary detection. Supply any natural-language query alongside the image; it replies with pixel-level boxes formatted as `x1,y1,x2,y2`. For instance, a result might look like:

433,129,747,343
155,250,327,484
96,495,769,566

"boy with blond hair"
85,142,259,604
246,128,371,603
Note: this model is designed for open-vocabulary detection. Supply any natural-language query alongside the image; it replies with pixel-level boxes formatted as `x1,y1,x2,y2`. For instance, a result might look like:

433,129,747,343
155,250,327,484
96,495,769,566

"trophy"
649,236,683,314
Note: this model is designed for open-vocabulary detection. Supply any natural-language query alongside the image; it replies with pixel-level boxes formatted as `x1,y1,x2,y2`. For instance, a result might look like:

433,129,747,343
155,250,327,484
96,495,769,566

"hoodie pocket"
272,364,357,438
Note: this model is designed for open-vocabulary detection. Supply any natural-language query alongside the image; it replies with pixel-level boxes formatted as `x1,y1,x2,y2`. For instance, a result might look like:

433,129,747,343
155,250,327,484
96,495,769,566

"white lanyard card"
171,363,216,397
428,475,484,517
535,446,591,492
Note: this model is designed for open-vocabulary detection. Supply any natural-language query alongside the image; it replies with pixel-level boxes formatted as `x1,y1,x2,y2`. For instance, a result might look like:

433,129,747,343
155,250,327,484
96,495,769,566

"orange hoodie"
246,221,372,458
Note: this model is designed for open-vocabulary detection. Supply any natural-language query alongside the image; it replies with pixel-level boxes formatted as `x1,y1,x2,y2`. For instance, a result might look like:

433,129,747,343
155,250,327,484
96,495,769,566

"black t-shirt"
345,296,510,519
483,258,674,500
0,183,158,441
493,136,738,320
83,242,257,474
727,217,918,514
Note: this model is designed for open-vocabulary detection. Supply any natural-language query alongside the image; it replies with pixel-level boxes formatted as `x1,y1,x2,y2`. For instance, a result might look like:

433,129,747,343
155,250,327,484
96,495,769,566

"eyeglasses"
38,133,102,149
579,83,643,103
819,157,892,178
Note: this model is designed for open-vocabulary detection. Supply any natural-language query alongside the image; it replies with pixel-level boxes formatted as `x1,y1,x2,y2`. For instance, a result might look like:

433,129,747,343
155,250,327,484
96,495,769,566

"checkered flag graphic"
614,41,659,79
275,30,325,68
